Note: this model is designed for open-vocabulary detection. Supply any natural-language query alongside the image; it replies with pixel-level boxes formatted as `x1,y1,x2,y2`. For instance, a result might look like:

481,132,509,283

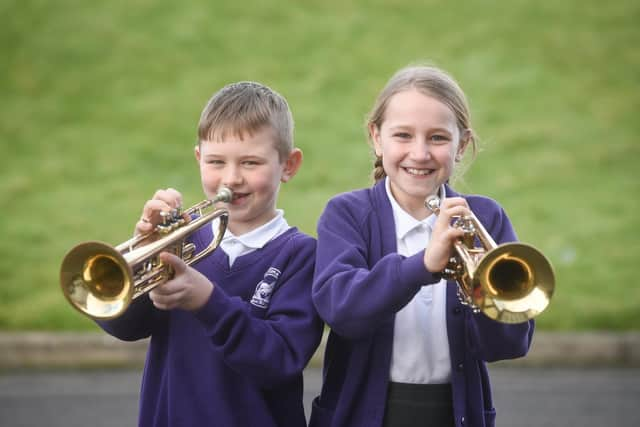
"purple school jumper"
310,181,534,427
98,226,322,427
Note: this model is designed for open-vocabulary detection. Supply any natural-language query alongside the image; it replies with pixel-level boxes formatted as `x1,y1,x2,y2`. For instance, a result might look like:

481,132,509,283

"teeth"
405,168,432,176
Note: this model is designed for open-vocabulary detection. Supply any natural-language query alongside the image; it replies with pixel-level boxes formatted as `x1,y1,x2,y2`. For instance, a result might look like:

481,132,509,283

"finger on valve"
153,188,183,210
135,200,167,240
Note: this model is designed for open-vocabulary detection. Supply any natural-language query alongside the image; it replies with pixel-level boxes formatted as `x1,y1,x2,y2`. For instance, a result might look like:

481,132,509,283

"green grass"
1,0,638,331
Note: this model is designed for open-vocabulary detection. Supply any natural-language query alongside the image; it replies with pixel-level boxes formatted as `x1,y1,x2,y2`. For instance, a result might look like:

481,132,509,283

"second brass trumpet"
425,195,555,324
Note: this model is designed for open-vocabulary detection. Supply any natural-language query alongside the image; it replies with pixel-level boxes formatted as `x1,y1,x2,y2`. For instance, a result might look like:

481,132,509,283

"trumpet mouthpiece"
425,195,441,214
214,187,233,203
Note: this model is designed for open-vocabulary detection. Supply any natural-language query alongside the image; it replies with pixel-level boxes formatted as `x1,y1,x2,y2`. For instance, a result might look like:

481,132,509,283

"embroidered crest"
250,267,281,309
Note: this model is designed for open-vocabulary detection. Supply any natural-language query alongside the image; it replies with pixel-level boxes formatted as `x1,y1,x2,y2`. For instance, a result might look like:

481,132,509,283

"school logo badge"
250,267,281,309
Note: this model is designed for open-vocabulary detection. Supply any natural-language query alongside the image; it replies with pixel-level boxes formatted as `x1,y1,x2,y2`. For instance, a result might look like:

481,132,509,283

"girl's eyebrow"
388,124,453,134
429,127,453,134
387,125,413,131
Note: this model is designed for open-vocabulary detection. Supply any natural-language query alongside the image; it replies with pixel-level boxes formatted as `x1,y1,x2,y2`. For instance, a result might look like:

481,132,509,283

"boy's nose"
222,166,243,186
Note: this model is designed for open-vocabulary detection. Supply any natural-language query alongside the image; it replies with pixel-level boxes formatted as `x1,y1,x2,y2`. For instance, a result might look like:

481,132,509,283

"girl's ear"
281,148,303,182
456,129,472,162
194,144,201,162
369,123,383,157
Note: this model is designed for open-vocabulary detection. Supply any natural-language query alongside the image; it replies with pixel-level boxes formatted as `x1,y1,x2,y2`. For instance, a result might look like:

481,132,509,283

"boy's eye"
206,159,224,165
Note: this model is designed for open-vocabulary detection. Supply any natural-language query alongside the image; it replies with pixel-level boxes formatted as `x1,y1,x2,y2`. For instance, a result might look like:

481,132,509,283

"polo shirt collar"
219,209,288,249
384,177,444,240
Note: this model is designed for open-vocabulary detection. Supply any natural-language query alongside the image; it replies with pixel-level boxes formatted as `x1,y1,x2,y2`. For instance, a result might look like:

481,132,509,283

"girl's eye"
393,132,411,139
430,134,449,143
206,159,224,165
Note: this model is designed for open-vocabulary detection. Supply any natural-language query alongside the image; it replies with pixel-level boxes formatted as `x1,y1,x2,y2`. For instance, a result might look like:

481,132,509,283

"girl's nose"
410,139,432,160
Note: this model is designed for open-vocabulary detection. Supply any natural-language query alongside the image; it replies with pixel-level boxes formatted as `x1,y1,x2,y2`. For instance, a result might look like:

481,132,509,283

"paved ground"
2,331,640,369
1,331,639,426
1,366,639,426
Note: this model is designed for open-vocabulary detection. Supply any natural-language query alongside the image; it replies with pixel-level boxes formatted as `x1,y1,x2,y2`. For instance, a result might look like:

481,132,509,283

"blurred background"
1,1,639,425
1,0,638,333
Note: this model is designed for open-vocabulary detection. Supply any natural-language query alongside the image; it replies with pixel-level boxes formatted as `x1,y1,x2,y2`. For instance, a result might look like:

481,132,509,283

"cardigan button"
460,416,466,425
453,307,462,314
457,362,464,371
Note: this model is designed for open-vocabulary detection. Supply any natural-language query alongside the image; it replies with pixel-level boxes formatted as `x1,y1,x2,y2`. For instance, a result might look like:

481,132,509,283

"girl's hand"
135,188,184,236
148,252,214,312
424,197,472,273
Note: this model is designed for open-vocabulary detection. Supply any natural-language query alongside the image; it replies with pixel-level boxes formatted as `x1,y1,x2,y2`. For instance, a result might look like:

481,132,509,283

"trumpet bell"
60,241,134,320
472,243,555,324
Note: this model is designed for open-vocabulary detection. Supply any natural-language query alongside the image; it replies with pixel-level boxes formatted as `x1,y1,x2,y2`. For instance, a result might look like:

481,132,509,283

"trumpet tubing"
60,188,233,320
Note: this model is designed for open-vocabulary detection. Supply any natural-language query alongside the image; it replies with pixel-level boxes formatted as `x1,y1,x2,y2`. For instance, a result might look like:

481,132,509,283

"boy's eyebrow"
201,153,268,160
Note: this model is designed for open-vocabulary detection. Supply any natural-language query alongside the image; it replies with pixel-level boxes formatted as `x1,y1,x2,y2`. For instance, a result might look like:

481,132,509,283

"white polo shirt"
211,209,290,267
385,178,452,384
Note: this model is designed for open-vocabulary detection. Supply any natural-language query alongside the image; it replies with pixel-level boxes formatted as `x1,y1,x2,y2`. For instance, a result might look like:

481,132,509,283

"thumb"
159,251,188,275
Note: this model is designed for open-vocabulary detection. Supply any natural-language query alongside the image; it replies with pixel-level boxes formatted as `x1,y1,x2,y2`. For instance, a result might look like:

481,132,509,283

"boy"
98,82,323,427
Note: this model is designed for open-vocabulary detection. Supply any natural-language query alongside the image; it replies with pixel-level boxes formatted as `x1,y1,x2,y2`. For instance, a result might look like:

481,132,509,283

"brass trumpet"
60,188,233,320
425,196,554,323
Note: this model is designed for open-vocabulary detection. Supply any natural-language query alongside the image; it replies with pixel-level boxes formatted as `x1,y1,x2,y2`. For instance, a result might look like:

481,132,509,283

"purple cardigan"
310,181,534,427
98,227,323,427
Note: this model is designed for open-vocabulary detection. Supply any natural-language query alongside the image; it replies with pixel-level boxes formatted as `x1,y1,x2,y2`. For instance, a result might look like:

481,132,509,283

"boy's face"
195,127,301,236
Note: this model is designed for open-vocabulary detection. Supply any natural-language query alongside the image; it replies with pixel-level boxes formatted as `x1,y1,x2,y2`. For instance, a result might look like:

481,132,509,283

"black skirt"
382,382,454,427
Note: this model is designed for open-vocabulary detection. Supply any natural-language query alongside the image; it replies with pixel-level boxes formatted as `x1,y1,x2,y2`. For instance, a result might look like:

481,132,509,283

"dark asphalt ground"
1,366,638,426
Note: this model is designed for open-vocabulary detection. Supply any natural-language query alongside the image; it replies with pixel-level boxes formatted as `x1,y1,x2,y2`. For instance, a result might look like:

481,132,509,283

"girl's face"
370,89,468,218
195,127,301,235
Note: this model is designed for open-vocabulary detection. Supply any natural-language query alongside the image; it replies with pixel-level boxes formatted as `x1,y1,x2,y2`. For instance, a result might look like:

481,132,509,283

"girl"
310,65,534,427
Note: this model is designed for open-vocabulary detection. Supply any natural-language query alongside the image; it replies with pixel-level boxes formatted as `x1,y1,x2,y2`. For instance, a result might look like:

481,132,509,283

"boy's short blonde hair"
197,81,294,162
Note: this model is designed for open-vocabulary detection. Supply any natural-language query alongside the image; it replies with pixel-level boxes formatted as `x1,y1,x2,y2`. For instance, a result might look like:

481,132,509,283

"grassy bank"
1,0,638,330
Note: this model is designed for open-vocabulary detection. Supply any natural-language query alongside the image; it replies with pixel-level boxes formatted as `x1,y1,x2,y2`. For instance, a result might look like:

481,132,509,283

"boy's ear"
194,145,201,162
281,148,303,182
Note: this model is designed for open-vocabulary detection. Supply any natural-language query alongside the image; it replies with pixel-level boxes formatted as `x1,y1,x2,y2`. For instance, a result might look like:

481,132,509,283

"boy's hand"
135,188,184,236
149,252,214,312
424,197,472,273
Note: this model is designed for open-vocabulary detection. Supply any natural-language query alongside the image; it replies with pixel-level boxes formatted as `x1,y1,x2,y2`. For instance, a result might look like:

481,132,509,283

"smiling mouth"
404,167,434,176
231,192,249,204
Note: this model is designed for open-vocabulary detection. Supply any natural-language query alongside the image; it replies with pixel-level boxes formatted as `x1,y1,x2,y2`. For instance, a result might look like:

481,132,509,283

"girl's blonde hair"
198,81,294,161
366,65,478,182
